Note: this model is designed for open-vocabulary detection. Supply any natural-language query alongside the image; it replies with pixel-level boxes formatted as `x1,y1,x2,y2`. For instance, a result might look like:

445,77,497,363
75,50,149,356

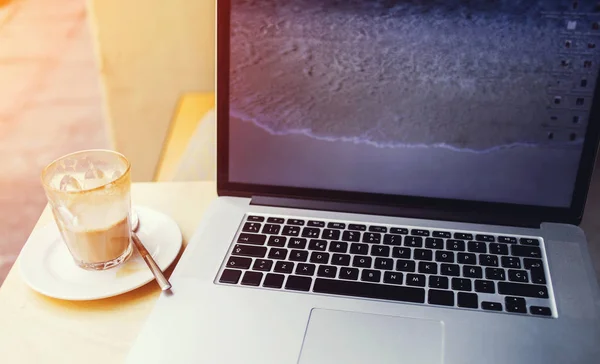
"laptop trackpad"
298,308,444,364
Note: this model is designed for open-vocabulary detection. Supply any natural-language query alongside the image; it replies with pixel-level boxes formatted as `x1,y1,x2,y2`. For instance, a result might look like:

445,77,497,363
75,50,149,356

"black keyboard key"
282,226,301,236
268,248,288,260
317,265,337,278
406,273,426,287
307,220,325,228
267,236,287,247
468,241,487,253
314,278,425,303
219,269,242,284
369,225,387,233
479,254,498,267
238,233,267,245
341,231,360,242
435,250,454,263
274,261,294,274
452,278,472,291
411,229,430,237
520,237,540,246
505,296,527,313
295,263,316,276
375,258,394,270
232,244,267,258
447,239,465,252
332,254,351,266
418,261,438,275
441,263,460,277
340,267,360,280
390,227,409,235
289,249,309,262
262,224,281,235
498,236,517,244
404,236,423,247
392,247,411,259
429,275,449,289
489,243,509,255
508,269,528,283
463,265,483,278
475,280,495,294
361,269,381,282
323,229,341,240
288,238,307,249
511,245,541,258
383,271,403,285
285,275,312,291
457,252,476,265
267,217,285,224
348,224,367,231
432,231,451,238
524,258,543,269
481,301,503,311
371,245,391,257
327,222,345,229
485,268,506,281
247,215,264,222
425,238,444,249
362,232,381,244
243,222,261,233
475,234,495,242
252,259,273,272
383,234,403,246
352,256,372,268
350,243,369,255
226,256,252,269
308,239,327,251
287,219,305,226
329,241,348,253
262,273,285,289
501,256,521,269
428,289,454,306
530,306,552,316
457,292,478,308
310,252,330,264
530,267,546,285
396,259,416,272
498,282,549,299
241,271,263,286
414,249,433,261
454,233,473,240
301,227,321,238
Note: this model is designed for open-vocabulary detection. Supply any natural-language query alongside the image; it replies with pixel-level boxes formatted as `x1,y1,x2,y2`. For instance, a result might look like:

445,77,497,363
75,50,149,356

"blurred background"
0,0,216,285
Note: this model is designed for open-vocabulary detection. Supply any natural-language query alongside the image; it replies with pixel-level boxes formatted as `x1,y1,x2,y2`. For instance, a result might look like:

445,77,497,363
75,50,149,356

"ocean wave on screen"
230,109,582,154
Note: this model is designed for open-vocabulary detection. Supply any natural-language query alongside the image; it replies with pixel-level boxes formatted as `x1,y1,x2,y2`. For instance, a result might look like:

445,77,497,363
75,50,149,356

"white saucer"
19,206,182,301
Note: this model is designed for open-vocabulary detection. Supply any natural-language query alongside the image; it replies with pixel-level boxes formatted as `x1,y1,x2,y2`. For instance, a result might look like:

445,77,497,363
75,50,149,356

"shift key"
498,282,549,299
232,244,267,258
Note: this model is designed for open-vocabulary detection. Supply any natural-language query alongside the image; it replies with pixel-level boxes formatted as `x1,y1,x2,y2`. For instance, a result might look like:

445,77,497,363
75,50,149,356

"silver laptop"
126,1,600,363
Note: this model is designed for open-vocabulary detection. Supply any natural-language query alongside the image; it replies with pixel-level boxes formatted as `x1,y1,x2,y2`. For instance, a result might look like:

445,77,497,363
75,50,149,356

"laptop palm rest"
298,308,444,364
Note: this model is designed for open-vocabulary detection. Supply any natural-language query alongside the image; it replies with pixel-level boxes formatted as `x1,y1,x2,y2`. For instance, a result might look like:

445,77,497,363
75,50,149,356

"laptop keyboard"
216,214,555,318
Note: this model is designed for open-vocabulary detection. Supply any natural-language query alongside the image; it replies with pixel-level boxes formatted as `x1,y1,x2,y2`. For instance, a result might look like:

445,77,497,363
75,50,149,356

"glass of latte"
41,150,134,270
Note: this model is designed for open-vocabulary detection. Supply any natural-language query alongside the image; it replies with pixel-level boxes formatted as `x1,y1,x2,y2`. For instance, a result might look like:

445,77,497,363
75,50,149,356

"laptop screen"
227,0,600,209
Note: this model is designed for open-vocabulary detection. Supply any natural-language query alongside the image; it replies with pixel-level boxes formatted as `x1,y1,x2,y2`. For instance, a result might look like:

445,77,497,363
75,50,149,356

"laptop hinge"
250,196,542,229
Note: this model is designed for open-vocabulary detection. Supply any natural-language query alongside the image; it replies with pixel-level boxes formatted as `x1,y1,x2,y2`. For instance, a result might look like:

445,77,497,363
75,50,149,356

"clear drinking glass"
41,149,133,270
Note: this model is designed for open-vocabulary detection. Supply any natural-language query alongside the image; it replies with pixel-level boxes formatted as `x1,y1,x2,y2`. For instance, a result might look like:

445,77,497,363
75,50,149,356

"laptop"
126,1,600,363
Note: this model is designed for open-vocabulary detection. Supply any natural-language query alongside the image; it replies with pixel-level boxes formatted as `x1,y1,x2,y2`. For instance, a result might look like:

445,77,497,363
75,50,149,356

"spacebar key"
313,278,425,303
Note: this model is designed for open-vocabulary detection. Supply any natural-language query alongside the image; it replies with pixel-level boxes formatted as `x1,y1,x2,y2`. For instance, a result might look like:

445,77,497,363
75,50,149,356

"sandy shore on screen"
229,115,581,207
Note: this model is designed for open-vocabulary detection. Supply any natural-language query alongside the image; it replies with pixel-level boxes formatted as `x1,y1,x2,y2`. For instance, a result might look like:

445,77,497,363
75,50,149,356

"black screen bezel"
216,0,600,226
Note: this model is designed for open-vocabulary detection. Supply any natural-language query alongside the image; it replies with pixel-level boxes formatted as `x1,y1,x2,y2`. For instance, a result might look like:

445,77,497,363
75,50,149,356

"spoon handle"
132,232,172,291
